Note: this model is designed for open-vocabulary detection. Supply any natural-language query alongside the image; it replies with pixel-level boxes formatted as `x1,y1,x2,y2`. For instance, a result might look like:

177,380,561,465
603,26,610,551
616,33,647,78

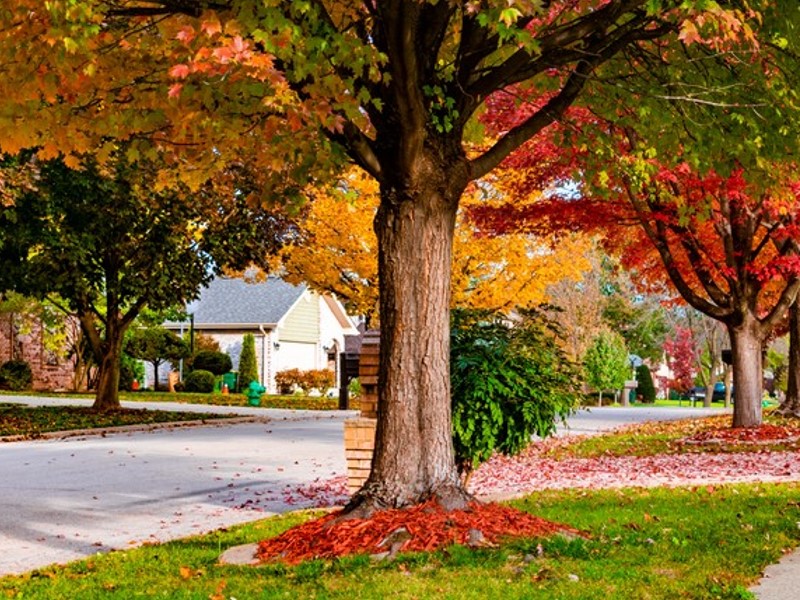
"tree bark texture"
779,303,800,417
728,318,763,428
347,161,468,513
92,327,124,412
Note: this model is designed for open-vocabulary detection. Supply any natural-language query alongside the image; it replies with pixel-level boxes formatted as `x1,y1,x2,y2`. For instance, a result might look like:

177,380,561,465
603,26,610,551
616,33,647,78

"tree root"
775,402,800,419
342,482,474,520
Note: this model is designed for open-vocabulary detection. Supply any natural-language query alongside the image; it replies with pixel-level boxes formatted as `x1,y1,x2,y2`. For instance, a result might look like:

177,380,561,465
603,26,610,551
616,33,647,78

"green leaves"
450,308,580,476
583,330,630,395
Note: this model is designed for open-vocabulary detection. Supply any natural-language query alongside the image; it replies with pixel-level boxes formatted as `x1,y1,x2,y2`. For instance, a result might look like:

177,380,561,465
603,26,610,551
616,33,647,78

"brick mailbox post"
343,329,379,495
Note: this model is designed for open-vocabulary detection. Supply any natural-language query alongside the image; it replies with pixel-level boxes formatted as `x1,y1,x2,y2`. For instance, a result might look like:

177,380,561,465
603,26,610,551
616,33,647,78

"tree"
191,351,233,376
778,303,800,417
0,0,785,510
663,327,699,399
602,292,669,364
238,333,259,390
584,331,630,406
635,364,656,403
0,152,291,410
125,326,190,391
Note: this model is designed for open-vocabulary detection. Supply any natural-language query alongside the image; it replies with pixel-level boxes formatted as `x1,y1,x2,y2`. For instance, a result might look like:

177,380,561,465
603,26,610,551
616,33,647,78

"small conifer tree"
636,364,657,403
238,333,259,391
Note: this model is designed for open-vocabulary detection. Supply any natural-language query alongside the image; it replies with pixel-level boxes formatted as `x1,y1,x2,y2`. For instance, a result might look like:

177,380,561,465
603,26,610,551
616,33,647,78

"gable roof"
183,276,307,327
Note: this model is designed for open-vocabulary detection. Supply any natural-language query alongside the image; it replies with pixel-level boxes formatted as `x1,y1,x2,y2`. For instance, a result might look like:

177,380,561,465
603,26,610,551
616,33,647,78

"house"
164,276,358,393
0,313,78,391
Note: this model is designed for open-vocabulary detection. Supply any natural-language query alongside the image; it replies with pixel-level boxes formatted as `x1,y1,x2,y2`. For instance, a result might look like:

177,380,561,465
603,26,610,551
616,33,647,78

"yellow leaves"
274,167,592,317
62,36,78,53
678,20,702,46
679,4,760,51
200,14,223,38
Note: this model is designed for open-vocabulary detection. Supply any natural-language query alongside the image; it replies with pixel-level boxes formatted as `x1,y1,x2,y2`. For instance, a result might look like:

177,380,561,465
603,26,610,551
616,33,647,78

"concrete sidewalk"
750,546,800,599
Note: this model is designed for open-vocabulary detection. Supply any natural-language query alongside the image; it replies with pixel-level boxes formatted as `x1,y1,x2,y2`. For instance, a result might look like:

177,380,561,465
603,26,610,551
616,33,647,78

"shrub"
275,368,302,394
118,353,145,391
237,333,259,391
303,369,335,393
0,359,32,391
191,350,232,376
451,308,579,481
183,369,215,393
275,368,335,395
636,364,657,403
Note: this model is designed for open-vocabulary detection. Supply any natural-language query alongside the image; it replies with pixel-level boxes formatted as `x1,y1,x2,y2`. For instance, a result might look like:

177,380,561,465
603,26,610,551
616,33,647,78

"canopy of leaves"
664,327,699,393
0,151,294,346
274,167,591,317
125,326,190,365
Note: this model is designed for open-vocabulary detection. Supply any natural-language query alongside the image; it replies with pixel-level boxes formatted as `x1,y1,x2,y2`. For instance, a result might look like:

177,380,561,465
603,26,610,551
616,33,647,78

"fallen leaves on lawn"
256,501,581,565
469,447,800,497
681,424,800,445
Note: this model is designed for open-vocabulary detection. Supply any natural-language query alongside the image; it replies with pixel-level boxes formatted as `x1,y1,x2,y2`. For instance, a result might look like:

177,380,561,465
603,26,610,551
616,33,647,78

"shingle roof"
181,276,307,326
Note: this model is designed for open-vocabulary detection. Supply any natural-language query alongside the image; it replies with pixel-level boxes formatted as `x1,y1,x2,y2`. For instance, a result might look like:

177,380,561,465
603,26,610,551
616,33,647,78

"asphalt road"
0,398,355,576
0,397,724,576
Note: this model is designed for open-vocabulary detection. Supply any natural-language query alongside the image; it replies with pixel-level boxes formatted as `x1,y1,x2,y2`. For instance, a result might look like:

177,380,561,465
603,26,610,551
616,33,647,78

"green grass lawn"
0,388,344,438
1,483,797,599
0,390,343,410
121,390,342,410
0,404,241,438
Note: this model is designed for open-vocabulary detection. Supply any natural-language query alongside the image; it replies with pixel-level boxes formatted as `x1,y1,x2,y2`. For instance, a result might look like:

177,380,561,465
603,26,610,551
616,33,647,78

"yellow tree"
276,168,591,318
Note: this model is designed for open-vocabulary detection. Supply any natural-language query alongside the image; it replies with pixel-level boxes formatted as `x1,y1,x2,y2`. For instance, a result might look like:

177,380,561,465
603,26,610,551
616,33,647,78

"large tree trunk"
92,326,124,412
779,303,800,417
347,167,468,514
728,318,764,428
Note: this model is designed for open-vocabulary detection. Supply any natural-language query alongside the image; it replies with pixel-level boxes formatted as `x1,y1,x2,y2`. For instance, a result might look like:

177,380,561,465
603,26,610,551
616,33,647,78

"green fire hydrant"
246,380,266,407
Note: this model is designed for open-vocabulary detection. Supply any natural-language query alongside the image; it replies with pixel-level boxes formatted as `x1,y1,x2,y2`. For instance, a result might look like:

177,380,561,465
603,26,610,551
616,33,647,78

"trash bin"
222,372,238,393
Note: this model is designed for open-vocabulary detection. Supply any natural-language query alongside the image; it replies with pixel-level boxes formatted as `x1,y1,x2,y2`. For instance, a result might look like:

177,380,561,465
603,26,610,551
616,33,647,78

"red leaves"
662,327,698,393
684,424,800,445
256,501,580,565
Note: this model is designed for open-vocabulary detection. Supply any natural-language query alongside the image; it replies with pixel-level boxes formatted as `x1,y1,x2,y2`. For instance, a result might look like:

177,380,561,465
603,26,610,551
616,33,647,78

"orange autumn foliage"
273,169,591,317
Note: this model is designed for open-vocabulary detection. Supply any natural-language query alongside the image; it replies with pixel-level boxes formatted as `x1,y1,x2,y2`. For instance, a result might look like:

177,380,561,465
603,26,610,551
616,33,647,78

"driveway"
0,397,723,576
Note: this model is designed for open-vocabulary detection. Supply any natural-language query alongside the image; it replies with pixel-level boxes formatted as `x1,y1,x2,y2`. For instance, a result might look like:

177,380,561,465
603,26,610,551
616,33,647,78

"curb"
0,415,270,443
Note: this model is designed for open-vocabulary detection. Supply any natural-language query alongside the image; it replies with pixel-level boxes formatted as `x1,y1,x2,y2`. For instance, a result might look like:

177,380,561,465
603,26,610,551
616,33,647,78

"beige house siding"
278,293,320,343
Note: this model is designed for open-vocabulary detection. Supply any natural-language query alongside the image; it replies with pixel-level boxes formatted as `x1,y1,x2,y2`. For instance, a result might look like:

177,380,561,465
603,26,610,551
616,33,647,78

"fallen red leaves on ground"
683,424,800,444
256,501,580,565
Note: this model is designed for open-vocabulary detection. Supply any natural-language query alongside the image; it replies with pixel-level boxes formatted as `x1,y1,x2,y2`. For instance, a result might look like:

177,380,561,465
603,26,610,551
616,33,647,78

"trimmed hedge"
191,351,232,376
183,369,216,393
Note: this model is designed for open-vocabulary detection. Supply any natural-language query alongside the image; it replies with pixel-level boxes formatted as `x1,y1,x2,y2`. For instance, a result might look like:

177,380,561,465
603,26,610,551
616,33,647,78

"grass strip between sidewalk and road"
0,404,241,439
120,390,341,411
1,482,798,599
0,390,341,411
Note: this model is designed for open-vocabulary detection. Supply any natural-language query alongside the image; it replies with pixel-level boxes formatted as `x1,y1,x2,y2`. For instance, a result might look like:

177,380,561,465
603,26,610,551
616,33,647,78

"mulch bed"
256,500,582,564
